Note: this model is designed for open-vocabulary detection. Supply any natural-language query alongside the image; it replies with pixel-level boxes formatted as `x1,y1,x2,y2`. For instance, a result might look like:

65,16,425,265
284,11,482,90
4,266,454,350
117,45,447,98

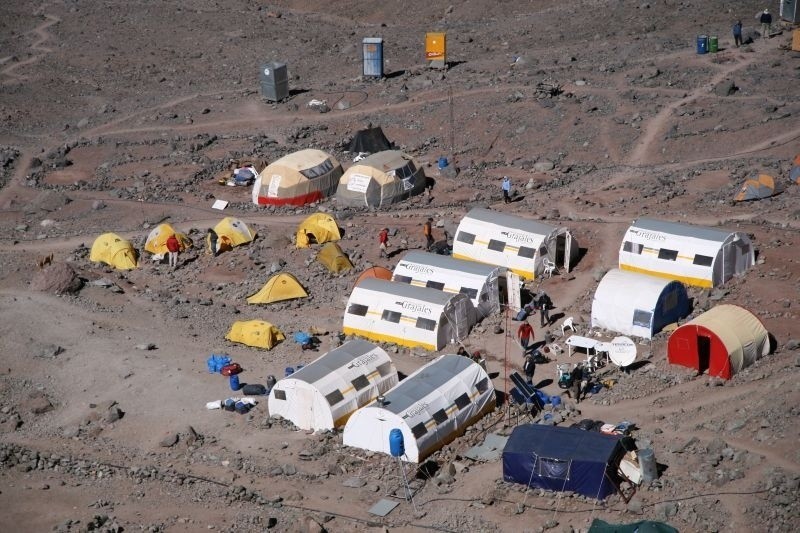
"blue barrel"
438,156,449,169
535,389,550,405
696,35,708,54
389,428,405,457
229,374,241,391
550,395,561,407
638,448,658,482
363,37,384,77
284,366,294,377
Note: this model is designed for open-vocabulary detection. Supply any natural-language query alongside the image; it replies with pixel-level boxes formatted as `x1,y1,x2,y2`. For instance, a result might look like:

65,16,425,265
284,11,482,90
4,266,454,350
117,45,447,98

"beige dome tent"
252,149,343,206
90,233,138,270
335,150,426,208
247,273,308,304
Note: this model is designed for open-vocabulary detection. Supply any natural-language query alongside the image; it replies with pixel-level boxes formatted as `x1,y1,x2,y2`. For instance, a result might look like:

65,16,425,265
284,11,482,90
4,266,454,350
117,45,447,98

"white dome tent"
343,354,496,463
267,340,398,431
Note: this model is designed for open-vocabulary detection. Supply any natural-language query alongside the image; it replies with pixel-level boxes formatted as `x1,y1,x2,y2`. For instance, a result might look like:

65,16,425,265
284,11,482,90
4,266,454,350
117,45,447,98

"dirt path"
0,14,60,85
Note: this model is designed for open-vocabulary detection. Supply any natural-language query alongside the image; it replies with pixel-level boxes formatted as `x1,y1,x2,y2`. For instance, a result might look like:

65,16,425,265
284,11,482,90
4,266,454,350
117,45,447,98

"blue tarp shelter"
502,425,624,500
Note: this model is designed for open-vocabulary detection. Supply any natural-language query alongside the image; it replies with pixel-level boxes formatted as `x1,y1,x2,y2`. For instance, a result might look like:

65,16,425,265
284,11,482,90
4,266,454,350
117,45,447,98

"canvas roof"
345,151,417,186
289,339,384,384
630,217,735,244
465,207,561,237
504,424,622,462
356,277,462,307
681,304,768,371
399,250,503,277
266,148,333,171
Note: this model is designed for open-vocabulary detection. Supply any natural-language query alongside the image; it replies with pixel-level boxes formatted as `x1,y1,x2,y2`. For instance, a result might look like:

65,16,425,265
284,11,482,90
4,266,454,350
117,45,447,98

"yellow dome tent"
295,213,341,248
247,273,308,304
144,223,193,255
316,242,353,274
225,320,285,350
89,233,138,270
208,217,257,255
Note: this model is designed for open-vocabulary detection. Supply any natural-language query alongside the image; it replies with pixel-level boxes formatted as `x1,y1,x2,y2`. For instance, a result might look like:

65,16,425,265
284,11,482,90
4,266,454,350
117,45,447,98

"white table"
566,336,611,368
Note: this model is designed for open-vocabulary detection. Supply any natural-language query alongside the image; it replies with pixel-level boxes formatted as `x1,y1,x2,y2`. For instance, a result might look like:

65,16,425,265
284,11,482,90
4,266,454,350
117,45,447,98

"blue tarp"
502,424,624,500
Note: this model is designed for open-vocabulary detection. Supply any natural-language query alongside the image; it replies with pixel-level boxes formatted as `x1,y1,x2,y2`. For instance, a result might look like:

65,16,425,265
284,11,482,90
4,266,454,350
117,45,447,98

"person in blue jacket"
732,20,742,47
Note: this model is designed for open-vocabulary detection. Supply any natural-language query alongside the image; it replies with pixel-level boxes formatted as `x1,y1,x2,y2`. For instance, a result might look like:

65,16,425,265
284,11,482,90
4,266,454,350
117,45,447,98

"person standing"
535,290,553,327
502,176,512,204
732,20,743,47
423,218,435,251
517,320,534,354
759,9,772,39
206,228,219,257
166,233,180,269
378,227,389,258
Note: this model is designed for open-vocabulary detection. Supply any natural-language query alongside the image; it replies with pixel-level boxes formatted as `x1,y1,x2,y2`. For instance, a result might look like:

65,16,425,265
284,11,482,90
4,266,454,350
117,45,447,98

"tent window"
416,317,437,331
426,280,445,290
632,309,652,328
457,231,475,245
274,389,287,401
518,246,535,258
395,161,417,180
348,303,369,316
325,389,344,406
622,241,644,254
376,361,393,377
351,375,370,391
432,409,448,425
299,158,335,179
382,310,402,323
488,239,506,252
394,275,413,284
454,393,471,410
693,254,713,266
536,457,570,480
658,248,678,261
476,377,489,393
460,287,478,300
411,422,428,439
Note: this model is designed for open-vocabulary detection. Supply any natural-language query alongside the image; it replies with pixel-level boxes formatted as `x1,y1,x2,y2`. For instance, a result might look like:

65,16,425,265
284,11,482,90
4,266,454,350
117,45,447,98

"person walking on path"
166,234,180,269
758,9,772,39
517,320,535,354
732,20,743,47
423,218,435,251
502,176,512,204
523,353,536,385
535,290,554,327
378,227,389,259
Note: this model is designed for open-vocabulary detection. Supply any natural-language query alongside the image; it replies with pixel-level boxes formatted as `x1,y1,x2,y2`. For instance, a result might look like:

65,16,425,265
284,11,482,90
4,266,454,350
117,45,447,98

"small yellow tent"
247,273,308,304
89,233,138,270
209,217,256,254
317,243,353,274
225,320,285,350
295,213,341,248
144,223,193,255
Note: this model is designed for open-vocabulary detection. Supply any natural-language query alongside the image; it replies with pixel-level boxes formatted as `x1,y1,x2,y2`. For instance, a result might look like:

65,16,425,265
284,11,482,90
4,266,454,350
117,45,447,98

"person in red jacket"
517,320,534,355
166,234,180,269
378,228,389,259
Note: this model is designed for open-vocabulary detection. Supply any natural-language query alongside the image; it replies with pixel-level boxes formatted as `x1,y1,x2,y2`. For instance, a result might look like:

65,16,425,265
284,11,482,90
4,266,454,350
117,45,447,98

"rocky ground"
1,1,799,532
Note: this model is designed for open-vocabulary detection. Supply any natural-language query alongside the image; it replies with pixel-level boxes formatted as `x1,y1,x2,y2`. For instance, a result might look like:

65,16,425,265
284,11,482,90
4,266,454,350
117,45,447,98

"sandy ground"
0,1,799,532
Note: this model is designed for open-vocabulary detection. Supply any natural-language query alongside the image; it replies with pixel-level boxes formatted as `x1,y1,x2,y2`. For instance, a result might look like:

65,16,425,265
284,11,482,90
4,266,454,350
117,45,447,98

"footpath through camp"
0,1,799,532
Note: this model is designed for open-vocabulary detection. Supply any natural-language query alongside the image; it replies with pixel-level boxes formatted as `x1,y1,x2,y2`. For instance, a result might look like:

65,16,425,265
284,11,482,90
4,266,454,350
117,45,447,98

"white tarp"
267,340,398,431
343,354,496,463
392,251,502,319
619,218,754,288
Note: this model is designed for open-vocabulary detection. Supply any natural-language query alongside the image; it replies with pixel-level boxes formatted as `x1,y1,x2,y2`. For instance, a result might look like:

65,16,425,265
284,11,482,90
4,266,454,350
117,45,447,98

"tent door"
554,233,572,273
697,335,711,374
